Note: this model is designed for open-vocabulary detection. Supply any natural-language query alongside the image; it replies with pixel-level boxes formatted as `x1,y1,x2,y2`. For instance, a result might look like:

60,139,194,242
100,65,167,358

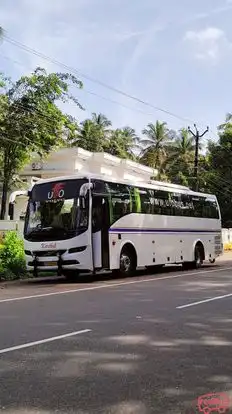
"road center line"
177,293,232,309
0,329,91,355
0,266,232,304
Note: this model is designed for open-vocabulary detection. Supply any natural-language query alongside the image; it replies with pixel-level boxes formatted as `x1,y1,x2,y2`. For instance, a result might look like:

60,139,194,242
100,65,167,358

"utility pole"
188,124,209,191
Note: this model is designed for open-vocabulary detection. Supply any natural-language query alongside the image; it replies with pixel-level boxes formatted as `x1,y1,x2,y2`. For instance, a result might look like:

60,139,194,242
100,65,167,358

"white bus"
10,174,222,279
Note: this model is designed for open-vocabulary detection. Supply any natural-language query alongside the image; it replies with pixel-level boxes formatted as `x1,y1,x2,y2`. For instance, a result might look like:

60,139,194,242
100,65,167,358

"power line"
0,51,163,121
2,34,207,126
1,45,220,143
198,164,232,190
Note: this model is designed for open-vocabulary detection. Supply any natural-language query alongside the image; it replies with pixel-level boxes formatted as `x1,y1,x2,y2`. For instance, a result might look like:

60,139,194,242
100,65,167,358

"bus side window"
192,196,204,218
153,190,172,215
140,188,153,214
131,187,153,214
130,187,141,213
181,194,194,217
203,199,219,219
107,182,131,223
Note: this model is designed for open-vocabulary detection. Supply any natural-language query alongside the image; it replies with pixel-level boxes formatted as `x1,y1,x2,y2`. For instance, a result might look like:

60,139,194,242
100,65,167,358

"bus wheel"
194,245,204,269
118,245,137,277
183,245,204,270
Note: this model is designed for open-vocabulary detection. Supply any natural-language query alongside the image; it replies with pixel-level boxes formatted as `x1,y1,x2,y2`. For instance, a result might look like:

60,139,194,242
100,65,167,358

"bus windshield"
24,179,89,241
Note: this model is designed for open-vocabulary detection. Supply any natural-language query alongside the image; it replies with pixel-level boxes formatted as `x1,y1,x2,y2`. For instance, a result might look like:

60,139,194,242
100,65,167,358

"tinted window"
153,190,173,215
130,187,151,214
101,180,219,220
92,180,107,196
107,182,131,223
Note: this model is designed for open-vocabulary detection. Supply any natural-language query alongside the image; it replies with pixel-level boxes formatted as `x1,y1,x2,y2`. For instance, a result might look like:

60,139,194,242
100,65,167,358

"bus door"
92,196,110,269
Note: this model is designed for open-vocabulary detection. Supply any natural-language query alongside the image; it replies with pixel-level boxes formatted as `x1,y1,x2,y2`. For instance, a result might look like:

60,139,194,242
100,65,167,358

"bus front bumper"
25,250,92,275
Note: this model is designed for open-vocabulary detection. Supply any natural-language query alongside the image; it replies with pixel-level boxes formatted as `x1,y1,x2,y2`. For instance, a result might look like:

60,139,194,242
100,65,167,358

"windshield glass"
24,179,89,241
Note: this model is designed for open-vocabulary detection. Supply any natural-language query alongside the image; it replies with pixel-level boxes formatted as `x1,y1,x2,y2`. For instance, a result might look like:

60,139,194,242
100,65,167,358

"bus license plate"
45,261,57,267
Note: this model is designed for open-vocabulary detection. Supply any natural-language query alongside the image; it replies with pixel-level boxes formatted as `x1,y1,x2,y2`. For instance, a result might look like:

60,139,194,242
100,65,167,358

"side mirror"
8,203,14,221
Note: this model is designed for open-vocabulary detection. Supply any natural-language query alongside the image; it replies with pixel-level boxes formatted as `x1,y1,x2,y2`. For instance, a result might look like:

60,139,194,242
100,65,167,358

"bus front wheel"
114,245,137,277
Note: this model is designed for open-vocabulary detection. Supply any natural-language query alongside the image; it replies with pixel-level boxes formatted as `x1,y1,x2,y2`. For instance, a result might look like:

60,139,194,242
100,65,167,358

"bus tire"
115,245,137,277
183,244,204,270
193,244,204,269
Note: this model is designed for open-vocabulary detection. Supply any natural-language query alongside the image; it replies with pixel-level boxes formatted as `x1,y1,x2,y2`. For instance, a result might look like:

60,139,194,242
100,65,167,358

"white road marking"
0,329,91,355
177,293,232,309
0,266,231,304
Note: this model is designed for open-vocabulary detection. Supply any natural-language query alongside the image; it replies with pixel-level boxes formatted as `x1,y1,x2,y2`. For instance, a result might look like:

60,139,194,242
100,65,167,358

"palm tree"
218,113,232,131
169,128,195,161
107,126,137,159
91,113,112,129
166,128,195,185
139,121,172,172
71,119,102,152
91,112,112,150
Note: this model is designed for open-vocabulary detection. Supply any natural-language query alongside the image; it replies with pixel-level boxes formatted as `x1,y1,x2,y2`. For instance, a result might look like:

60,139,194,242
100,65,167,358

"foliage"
166,128,195,186
0,67,83,218
70,113,111,152
106,127,137,159
2,66,232,228
204,119,232,227
0,231,26,280
70,113,137,158
138,121,172,177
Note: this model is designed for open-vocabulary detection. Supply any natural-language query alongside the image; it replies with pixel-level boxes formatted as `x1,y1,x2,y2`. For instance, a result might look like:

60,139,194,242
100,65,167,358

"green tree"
205,116,232,226
70,113,112,151
139,121,172,176
0,67,82,218
91,112,112,149
71,119,99,151
106,126,137,159
92,112,111,131
166,128,195,185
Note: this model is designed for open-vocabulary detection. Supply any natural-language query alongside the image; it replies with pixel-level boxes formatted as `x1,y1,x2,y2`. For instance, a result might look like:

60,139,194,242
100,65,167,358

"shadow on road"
1,304,232,413
22,264,216,287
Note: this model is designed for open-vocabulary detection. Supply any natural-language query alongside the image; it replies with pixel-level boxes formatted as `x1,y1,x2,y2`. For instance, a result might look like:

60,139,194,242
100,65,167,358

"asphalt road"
1,260,232,413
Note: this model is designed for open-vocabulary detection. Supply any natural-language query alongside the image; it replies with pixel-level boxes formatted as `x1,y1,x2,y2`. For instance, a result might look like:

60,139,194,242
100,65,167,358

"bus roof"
31,173,217,199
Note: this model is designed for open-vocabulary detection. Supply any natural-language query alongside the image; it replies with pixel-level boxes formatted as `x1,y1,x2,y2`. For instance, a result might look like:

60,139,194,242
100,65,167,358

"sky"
1,0,232,142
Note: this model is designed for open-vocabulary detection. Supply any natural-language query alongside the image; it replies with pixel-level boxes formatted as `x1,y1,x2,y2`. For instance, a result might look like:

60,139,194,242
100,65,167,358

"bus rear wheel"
183,245,204,270
193,245,204,269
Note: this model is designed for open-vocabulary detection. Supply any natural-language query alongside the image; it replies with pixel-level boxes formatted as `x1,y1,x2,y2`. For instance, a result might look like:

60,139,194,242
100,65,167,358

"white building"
11,147,158,220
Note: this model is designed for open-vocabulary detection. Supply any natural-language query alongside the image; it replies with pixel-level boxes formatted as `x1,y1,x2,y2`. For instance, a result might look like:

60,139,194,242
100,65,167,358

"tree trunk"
0,178,9,220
